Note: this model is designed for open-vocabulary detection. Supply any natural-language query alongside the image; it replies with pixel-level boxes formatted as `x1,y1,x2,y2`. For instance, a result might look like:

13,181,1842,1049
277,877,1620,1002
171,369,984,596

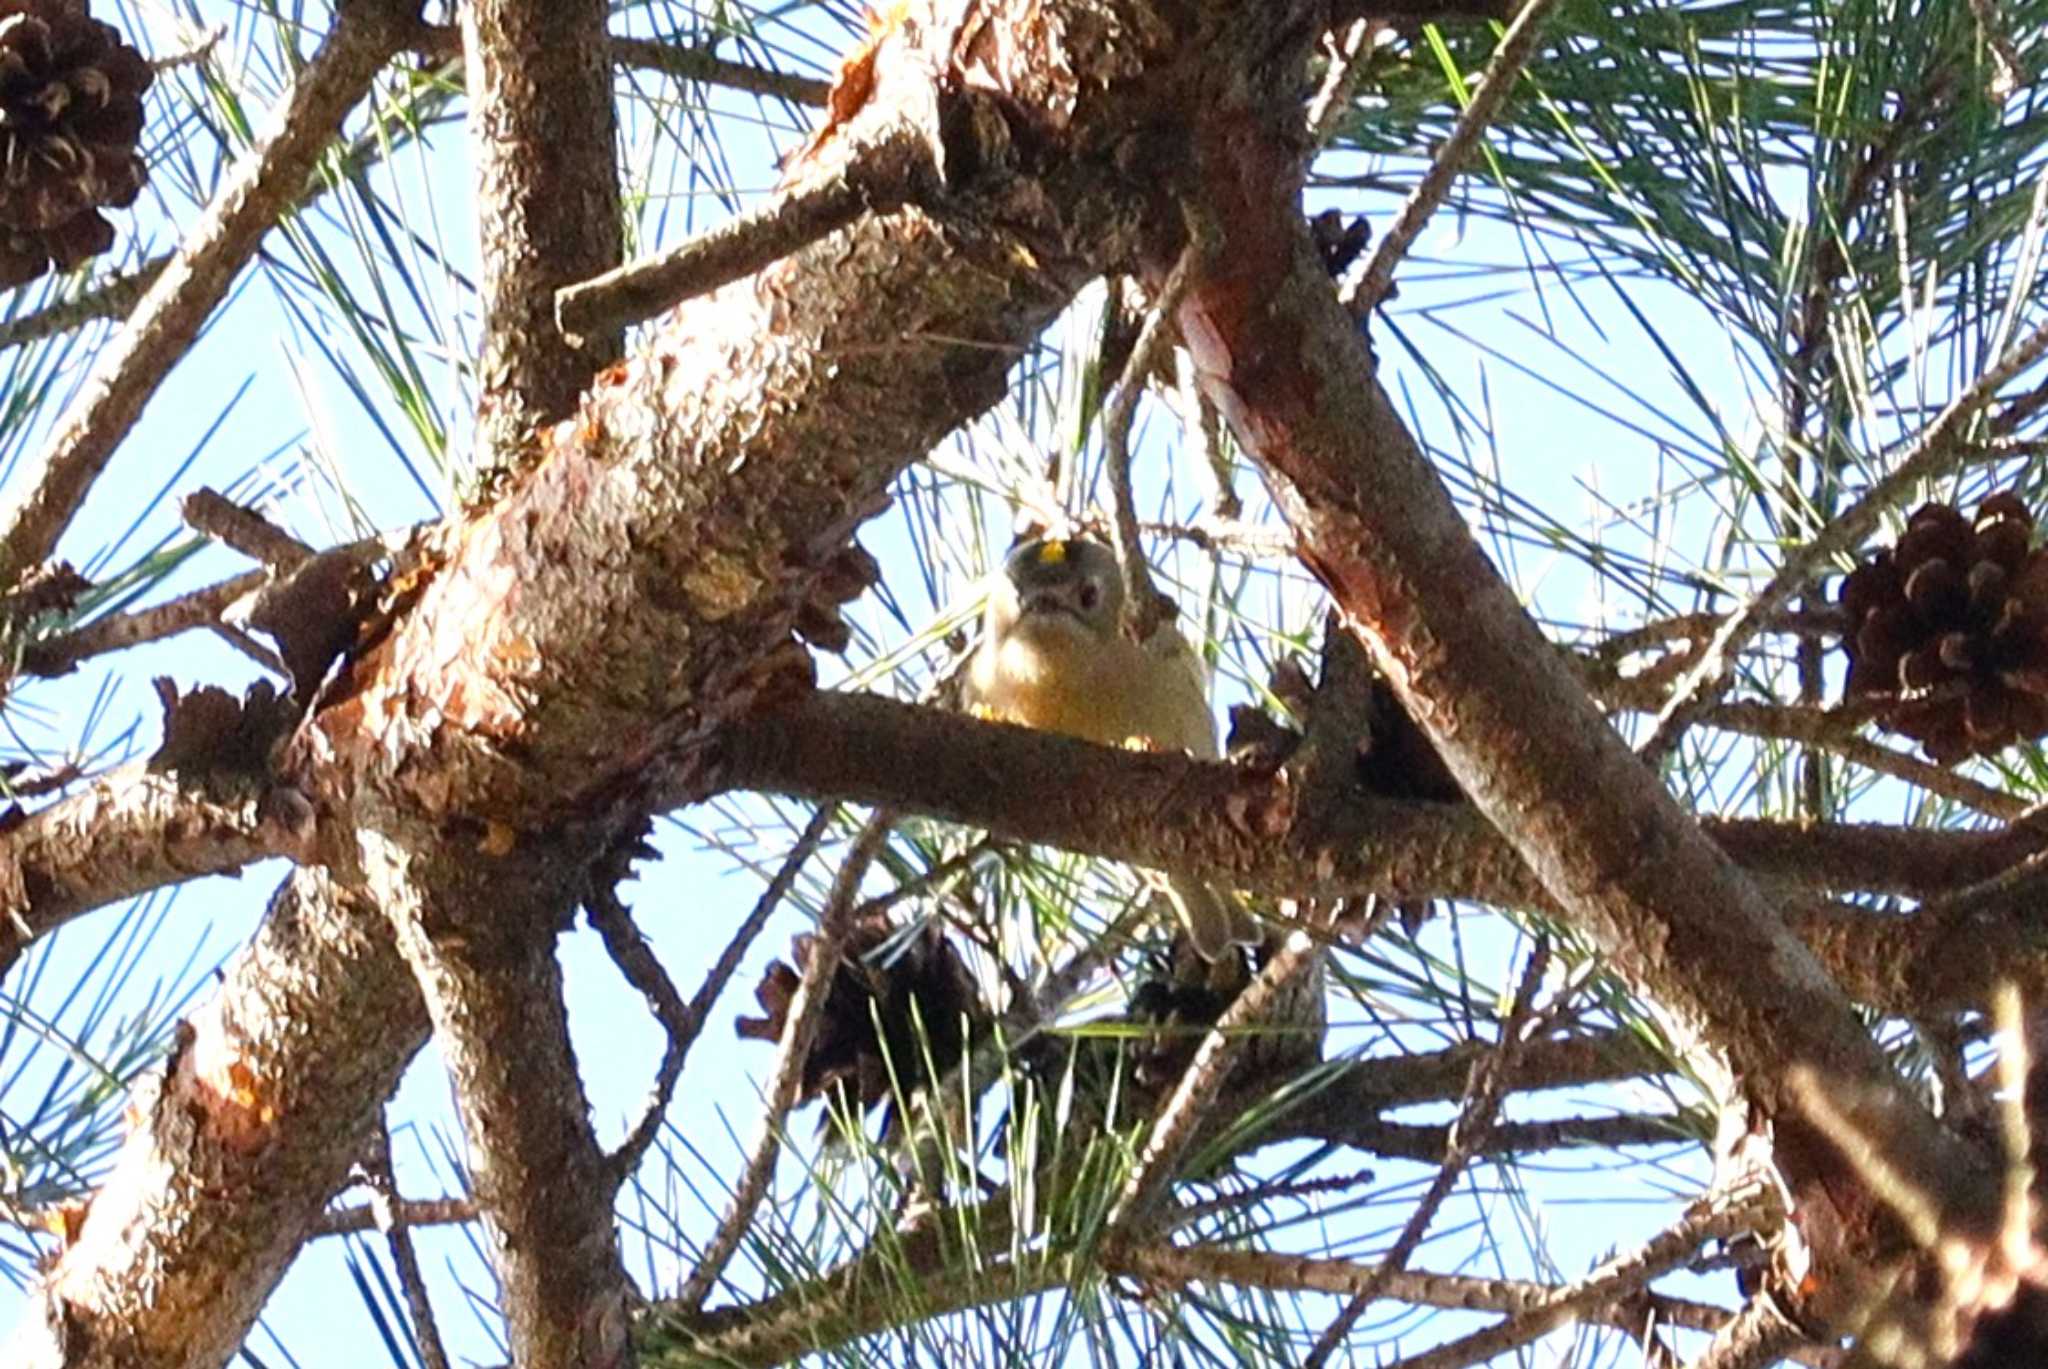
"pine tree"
0,0,2044,1365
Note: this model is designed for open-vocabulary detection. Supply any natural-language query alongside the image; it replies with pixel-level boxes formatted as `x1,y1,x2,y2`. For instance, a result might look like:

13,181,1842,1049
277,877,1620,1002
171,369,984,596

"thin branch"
355,1123,451,1369
556,166,914,341
206,621,290,677
1345,0,1563,313
1375,1191,1777,1369
20,567,264,675
1642,310,2048,762
1110,926,1328,1227
22,525,407,678
1304,939,1550,1365
1288,1110,1687,1160
409,25,831,107
1103,240,1202,639
313,1195,478,1238
597,806,834,1186
0,0,418,590
1591,675,2027,820
1173,348,1240,519
586,877,697,1185
0,254,166,351
180,488,312,570
607,36,831,106
1134,1245,1840,1367
1307,19,1380,147
1580,607,1845,668
674,809,894,1315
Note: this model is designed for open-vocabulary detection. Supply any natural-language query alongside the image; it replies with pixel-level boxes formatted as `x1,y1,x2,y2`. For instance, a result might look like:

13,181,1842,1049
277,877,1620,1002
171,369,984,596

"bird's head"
990,535,1124,643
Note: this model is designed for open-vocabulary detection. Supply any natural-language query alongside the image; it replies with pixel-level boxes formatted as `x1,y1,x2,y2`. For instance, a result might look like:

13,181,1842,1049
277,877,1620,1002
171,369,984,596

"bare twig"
607,36,831,106
313,1195,478,1238
1295,1110,1685,1160
1140,515,1296,557
1582,607,1845,668
1173,349,1240,520
557,170,911,340
1103,241,1203,640
354,1123,451,1369
674,809,895,1314
1302,938,1551,1365
20,567,264,675
586,876,697,1185
1382,1191,1778,1369
0,0,417,591
1307,19,1381,147
23,525,405,679
1641,311,2048,763
409,25,831,107
206,621,290,677
181,489,312,571
1591,675,2027,820
1111,1238,1840,1368
150,23,226,75
0,254,167,351
1346,0,1562,313
1108,924,1328,1227
598,806,835,1185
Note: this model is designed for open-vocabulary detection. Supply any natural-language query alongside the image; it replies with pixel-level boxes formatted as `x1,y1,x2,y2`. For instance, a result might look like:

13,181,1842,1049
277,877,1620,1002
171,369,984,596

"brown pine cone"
0,0,153,288
1839,492,2048,762
735,914,986,1115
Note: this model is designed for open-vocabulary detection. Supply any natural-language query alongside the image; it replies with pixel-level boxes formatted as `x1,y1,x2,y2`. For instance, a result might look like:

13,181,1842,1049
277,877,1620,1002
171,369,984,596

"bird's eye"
1077,581,1101,612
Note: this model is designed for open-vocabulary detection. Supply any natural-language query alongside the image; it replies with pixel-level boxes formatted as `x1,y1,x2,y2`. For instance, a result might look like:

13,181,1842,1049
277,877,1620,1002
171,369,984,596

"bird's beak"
1021,588,1084,621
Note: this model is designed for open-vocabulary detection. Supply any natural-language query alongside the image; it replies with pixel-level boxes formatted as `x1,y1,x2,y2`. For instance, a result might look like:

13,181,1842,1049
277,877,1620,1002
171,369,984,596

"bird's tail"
1161,875,1263,961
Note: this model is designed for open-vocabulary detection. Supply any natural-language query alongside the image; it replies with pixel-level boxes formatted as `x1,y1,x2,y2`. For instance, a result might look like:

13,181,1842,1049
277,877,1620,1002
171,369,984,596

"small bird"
963,535,1261,959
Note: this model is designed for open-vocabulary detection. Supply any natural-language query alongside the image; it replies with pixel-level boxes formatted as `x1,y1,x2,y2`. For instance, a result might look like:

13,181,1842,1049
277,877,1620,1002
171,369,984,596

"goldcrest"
963,536,1260,959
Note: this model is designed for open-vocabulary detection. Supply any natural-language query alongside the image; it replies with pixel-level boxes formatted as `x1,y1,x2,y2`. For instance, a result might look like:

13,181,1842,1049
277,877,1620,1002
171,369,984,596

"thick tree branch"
461,0,623,456
370,837,627,1369
716,689,2044,1013
7,871,428,1369
1144,52,1993,1318
4,687,2030,1022
0,0,420,591
361,4,637,1365
0,763,295,978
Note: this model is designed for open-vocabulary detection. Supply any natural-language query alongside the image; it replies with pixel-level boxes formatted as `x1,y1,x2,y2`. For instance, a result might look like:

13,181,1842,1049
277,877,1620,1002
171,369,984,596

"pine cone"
1839,493,2048,762
734,914,985,1115
1128,932,1325,1091
0,0,153,289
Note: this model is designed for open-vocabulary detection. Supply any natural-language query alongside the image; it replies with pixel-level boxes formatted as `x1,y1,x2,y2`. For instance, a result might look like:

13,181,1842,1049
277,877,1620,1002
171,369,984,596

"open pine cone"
1839,492,2048,762
0,0,152,288
735,914,985,1115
